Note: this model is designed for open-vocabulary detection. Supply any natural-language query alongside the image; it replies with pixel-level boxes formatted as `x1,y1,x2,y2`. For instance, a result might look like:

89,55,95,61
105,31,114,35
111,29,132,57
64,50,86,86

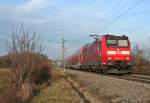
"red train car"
65,48,83,69
66,34,132,74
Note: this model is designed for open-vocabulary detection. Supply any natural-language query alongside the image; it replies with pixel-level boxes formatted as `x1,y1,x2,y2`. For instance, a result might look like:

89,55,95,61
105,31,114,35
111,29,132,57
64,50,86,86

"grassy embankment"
30,69,81,103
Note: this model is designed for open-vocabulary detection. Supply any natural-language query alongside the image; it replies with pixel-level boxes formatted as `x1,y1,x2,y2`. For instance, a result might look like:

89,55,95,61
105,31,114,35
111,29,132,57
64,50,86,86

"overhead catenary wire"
76,0,126,47
62,0,144,57
97,0,143,34
117,15,146,34
123,15,145,27
99,0,122,22
90,0,122,35
62,39,83,57
78,0,122,45
128,21,150,34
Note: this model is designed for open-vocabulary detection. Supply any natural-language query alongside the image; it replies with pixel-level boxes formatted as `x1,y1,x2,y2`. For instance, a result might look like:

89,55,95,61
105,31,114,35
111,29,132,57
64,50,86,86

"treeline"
0,55,11,68
0,53,51,68
133,44,150,75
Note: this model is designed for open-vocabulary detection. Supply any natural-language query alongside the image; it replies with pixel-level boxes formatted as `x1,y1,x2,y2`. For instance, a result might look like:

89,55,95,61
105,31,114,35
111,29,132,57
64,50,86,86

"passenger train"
65,34,132,74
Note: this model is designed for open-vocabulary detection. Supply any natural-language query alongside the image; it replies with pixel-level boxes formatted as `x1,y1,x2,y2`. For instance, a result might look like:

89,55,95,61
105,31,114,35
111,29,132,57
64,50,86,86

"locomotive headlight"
121,51,130,55
108,57,112,60
126,57,130,60
108,57,111,60
107,51,116,55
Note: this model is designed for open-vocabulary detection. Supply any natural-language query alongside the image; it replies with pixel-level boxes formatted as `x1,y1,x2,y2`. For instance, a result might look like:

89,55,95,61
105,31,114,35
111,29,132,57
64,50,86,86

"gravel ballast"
66,69,150,103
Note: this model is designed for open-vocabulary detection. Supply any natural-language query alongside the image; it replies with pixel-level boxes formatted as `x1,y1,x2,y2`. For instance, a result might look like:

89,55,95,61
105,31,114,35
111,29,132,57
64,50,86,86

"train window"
118,40,128,46
107,39,128,47
107,40,118,46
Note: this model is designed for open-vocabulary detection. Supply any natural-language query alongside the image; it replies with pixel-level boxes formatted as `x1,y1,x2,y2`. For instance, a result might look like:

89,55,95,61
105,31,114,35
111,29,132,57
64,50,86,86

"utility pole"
61,39,80,72
62,38,65,72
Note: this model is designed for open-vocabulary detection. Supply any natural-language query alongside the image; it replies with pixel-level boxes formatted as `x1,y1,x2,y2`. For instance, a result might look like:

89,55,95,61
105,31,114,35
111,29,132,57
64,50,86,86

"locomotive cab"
101,35,132,74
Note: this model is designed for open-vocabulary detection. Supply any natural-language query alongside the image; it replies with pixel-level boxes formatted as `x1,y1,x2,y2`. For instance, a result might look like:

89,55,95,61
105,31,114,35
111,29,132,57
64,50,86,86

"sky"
0,0,150,59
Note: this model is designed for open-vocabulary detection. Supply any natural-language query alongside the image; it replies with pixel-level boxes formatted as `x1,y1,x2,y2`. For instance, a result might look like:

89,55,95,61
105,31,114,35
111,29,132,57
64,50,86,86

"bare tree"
133,44,143,73
0,25,44,103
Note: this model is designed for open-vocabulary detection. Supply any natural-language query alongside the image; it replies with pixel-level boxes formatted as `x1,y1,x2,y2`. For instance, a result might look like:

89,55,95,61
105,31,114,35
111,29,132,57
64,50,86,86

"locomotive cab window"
107,39,128,47
107,40,117,46
118,40,128,46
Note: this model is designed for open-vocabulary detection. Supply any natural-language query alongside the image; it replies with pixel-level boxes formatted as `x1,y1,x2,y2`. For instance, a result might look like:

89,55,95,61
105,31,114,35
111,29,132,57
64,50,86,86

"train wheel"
100,69,104,74
89,66,92,72
97,68,103,74
95,69,98,73
79,65,82,70
98,69,101,74
128,66,132,74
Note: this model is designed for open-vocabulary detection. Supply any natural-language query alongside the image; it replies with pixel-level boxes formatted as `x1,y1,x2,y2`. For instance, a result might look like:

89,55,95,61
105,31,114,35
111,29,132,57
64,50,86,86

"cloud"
0,0,149,58
18,0,49,11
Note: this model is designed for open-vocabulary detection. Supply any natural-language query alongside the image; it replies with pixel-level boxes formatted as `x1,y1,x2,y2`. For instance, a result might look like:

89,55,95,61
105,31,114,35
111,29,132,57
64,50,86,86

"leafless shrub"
133,43,150,75
0,25,52,103
133,44,143,67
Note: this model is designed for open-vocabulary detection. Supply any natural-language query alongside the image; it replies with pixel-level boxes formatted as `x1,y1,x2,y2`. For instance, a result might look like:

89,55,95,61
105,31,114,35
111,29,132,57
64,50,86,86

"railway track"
66,69,150,85
111,74,150,85
66,69,150,103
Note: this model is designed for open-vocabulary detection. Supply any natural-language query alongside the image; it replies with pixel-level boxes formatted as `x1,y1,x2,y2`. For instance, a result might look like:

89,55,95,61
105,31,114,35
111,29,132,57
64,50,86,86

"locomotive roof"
82,34,129,48
104,34,128,39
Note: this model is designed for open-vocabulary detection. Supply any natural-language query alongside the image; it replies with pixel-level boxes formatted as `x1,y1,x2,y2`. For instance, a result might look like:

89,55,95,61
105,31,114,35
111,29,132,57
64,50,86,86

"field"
1,67,150,103
0,68,11,96
0,68,83,103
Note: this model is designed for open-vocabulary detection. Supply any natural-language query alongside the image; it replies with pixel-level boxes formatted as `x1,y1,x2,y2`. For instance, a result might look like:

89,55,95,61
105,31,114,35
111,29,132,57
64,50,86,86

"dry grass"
30,70,81,103
0,68,10,73
0,68,11,96
133,66,150,76
133,54,150,76
133,62,150,76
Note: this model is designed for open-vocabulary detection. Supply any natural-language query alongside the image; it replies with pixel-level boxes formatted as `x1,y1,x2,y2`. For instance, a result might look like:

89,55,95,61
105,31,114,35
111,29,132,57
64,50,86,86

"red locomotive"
66,34,132,74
